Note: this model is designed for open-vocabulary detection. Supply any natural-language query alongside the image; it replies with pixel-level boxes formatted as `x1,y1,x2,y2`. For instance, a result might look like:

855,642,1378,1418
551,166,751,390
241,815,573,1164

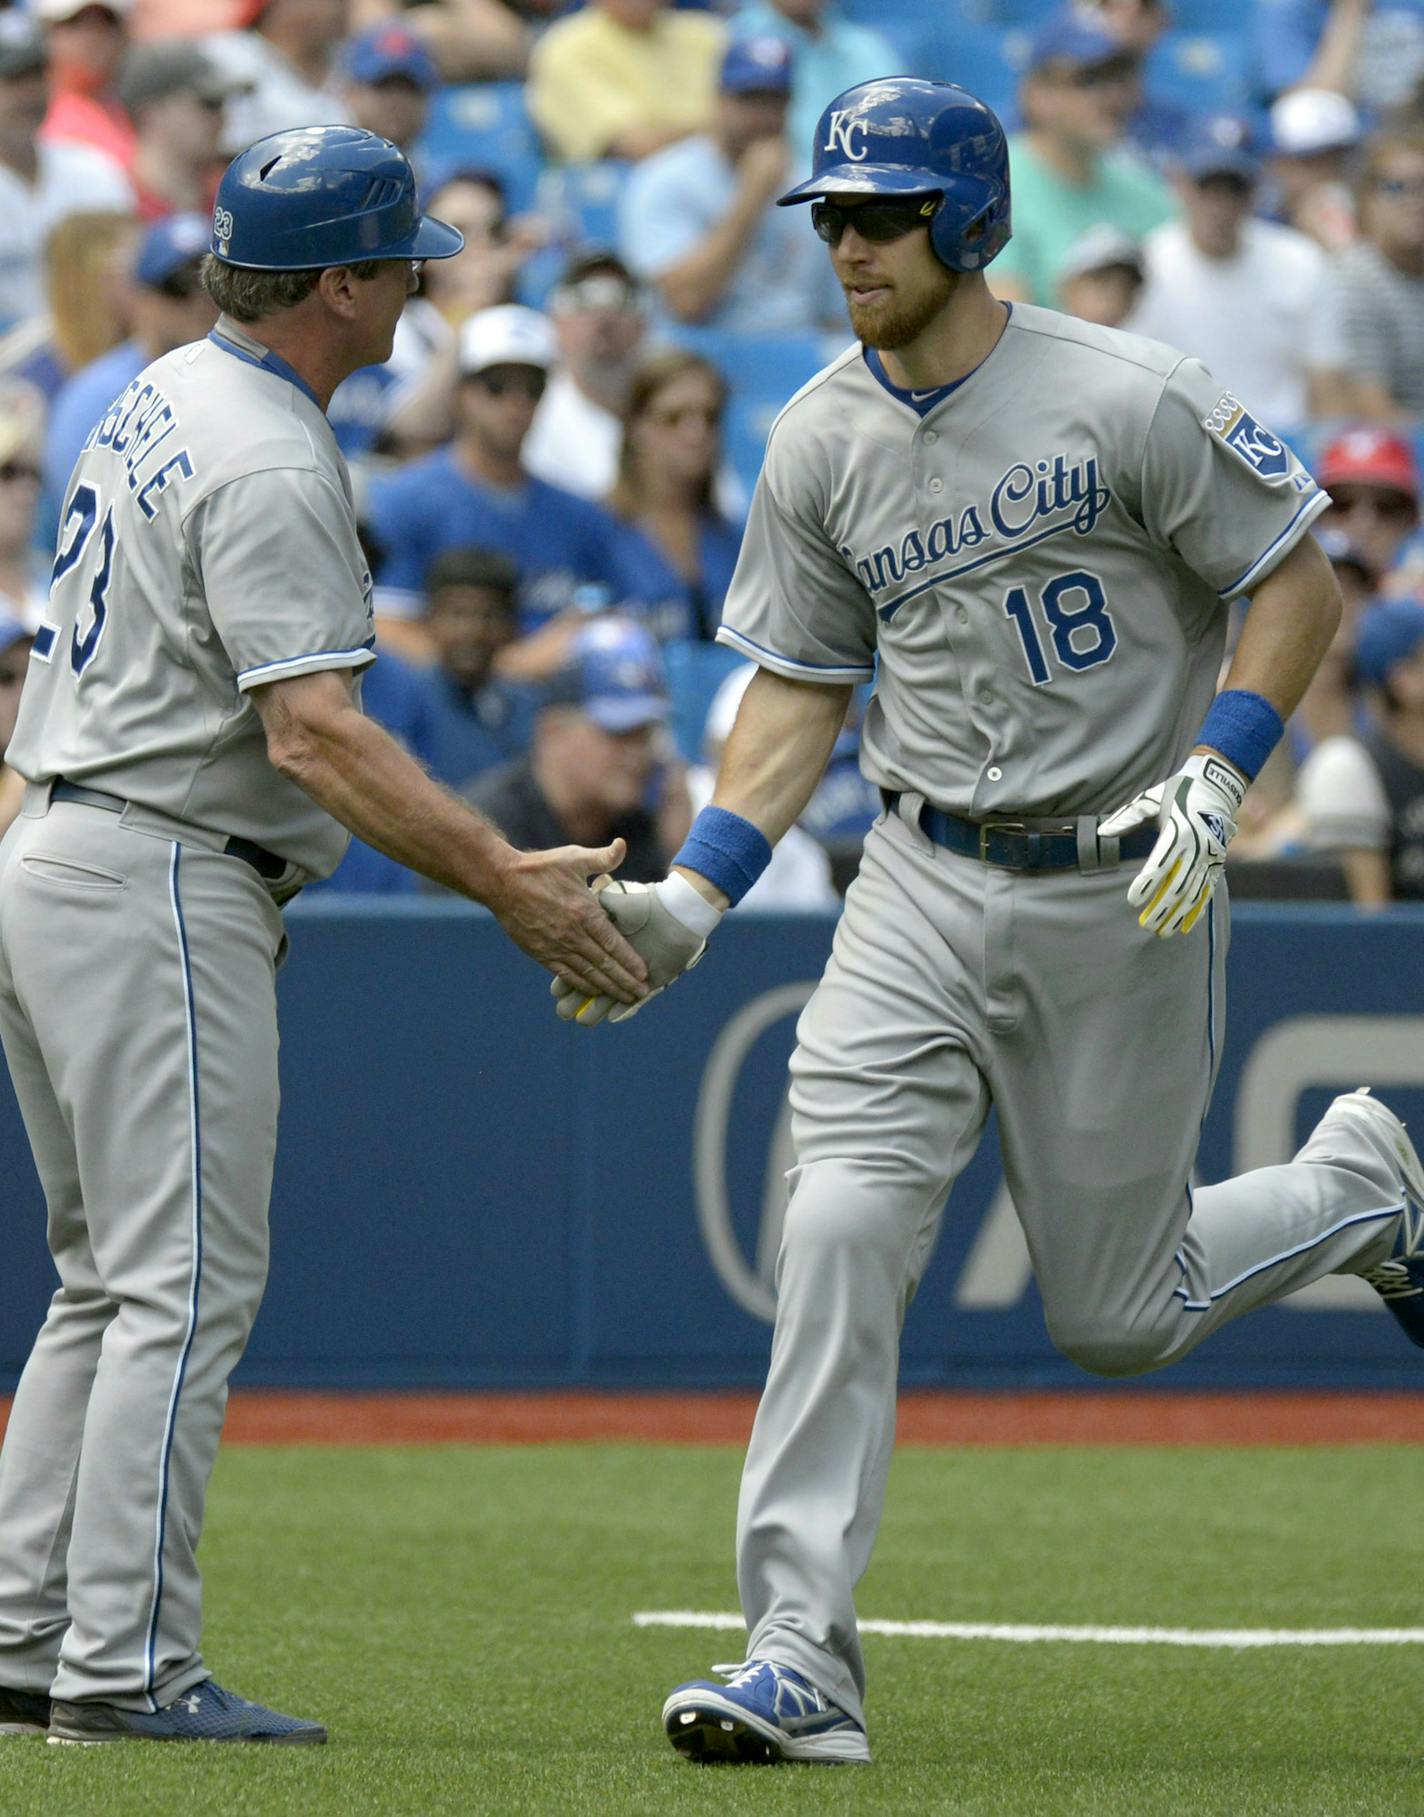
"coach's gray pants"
0,799,284,1709
736,811,1404,1729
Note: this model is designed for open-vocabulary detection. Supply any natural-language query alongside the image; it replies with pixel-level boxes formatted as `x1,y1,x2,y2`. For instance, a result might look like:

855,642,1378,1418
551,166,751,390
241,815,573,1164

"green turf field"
6,1442,1421,1816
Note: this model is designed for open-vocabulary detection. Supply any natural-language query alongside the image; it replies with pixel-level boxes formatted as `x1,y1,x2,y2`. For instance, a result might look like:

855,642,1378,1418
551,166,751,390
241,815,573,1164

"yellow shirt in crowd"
528,5,725,163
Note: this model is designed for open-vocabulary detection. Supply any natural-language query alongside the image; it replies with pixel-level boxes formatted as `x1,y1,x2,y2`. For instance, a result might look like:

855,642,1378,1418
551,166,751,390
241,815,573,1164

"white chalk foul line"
633,1611,1424,1649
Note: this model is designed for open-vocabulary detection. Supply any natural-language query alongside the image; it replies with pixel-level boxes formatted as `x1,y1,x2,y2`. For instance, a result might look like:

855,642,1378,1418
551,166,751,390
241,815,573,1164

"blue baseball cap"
547,618,669,733
1025,11,1126,73
342,24,438,90
135,213,211,287
721,35,794,96
1179,113,1259,182
1355,598,1424,687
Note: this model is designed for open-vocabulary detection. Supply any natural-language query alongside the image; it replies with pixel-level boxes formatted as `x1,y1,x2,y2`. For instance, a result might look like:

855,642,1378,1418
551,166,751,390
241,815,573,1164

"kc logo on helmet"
823,110,870,161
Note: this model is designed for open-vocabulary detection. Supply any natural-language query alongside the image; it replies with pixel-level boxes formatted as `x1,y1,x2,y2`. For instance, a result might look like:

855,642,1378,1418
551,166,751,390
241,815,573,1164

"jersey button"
955,607,969,625
979,687,994,704
926,476,944,494
987,765,1003,782
923,429,939,446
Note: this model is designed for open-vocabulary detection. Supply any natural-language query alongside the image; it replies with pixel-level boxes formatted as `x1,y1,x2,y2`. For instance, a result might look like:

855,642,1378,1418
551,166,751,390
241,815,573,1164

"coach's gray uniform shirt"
7,315,375,879
717,303,1329,817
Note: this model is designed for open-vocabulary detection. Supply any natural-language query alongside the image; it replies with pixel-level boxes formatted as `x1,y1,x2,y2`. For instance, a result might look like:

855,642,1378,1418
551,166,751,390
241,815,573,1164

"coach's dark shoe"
48,1679,327,1745
663,1660,870,1764
1334,1090,1424,1348
0,1686,52,1736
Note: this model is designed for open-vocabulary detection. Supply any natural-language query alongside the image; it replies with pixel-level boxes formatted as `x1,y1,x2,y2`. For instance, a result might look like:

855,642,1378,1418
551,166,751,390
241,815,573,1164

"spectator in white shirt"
1128,113,1357,425
1297,598,1424,906
206,0,352,153
0,15,134,333
525,249,646,501
1266,87,1362,252
690,662,838,912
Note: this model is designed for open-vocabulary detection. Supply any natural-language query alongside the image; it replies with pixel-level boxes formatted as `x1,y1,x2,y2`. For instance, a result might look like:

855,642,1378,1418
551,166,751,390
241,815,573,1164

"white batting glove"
550,873,722,1026
1099,752,1246,938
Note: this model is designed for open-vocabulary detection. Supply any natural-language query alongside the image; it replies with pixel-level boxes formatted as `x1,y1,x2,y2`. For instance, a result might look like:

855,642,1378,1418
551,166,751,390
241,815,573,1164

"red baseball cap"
1317,427,1420,500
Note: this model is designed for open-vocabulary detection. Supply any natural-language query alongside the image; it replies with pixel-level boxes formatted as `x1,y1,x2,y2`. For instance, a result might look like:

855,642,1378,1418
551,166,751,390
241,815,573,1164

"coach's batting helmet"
778,77,1011,272
210,125,463,270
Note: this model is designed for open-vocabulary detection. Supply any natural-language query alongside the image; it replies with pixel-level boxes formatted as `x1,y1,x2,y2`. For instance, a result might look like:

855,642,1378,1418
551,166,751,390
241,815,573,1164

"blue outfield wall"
2,899,1423,1391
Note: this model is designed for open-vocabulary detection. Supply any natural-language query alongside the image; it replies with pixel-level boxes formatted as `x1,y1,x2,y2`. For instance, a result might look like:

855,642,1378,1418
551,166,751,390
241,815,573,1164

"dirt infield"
5,1389,1417,1447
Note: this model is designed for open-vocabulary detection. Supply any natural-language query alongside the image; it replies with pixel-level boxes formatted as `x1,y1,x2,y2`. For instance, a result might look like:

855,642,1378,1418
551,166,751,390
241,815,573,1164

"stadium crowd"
0,0,1421,904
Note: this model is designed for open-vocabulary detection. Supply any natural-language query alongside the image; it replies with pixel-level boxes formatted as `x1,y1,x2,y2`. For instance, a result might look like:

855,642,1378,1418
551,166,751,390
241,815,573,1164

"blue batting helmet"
211,125,464,271
778,77,1011,272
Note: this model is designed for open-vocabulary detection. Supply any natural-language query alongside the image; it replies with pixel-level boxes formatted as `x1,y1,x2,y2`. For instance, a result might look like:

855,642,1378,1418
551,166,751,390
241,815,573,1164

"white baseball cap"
34,0,131,23
458,305,556,378
1270,88,1362,157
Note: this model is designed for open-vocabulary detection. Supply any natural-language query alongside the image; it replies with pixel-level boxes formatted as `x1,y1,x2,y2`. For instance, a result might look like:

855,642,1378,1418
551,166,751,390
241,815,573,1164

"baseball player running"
0,126,647,1748
554,80,1424,1765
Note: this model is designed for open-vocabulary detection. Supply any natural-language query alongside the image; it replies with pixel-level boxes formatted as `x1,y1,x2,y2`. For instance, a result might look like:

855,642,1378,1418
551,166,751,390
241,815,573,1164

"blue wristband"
673,806,772,908
1195,690,1284,782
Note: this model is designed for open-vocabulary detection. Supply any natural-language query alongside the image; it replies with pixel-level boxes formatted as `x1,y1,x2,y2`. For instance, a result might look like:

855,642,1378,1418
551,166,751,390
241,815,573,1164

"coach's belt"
881,790,1156,873
50,780,292,884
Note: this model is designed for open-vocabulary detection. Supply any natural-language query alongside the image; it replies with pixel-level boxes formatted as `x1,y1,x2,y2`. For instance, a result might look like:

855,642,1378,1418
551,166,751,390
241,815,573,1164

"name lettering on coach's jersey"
841,451,1111,602
823,110,869,160
83,376,196,520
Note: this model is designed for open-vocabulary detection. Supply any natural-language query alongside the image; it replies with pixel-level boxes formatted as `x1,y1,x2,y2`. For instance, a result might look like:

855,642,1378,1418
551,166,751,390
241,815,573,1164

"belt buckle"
978,818,1026,864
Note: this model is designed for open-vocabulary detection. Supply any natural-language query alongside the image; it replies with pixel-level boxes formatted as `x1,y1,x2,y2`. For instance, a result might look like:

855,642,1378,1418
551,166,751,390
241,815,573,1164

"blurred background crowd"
0,0,1421,905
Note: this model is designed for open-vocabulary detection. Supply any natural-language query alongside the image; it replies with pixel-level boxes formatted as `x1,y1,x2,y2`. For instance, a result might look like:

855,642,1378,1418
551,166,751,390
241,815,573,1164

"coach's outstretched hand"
488,839,650,1004
551,874,721,1026
1100,752,1246,938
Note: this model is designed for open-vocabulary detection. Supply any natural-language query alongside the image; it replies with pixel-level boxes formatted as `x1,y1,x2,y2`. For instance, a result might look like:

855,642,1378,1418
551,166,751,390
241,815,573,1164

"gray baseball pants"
0,793,286,1709
736,808,1405,1729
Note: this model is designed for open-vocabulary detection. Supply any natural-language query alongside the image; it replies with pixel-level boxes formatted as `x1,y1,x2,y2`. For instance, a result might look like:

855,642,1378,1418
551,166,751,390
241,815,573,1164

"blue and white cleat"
662,1659,870,1764
1332,1089,1424,1348
0,1686,51,1736
47,1679,327,1745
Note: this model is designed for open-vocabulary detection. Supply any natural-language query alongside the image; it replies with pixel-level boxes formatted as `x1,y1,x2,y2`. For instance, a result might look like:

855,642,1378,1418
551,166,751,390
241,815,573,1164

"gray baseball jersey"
717,303,1329,816
7,313,376,879
0,313,377,1714
699,305,1411,1749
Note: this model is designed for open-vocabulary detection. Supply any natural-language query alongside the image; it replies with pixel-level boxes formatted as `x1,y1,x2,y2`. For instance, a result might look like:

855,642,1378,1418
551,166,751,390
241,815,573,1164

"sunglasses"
0,462,38,483
475,368,547,401
1328,489,1416,521
812,194,942,247
648,404,721,429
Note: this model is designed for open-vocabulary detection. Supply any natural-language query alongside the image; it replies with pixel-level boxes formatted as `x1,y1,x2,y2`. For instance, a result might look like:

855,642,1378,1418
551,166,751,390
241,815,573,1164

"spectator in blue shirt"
726,0,896,171
421,545,538,787
38,212,213,551
607,347,742,643
617,33,843,335
365,303,630,681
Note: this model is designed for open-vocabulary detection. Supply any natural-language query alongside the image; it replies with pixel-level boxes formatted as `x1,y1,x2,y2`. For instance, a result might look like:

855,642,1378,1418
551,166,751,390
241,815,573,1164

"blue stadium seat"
1144,30,1250,114
663,639,748,765
415,82,544,214
534,160,634,253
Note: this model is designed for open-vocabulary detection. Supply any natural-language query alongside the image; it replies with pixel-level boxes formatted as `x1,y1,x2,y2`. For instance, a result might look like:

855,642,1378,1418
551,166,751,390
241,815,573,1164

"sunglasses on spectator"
1374,174,1424,200
1194,172,1253,199
1327,489,1417,521
473,368,547,401
0,462,39,484
812,194,942,246
1044,57,1137,87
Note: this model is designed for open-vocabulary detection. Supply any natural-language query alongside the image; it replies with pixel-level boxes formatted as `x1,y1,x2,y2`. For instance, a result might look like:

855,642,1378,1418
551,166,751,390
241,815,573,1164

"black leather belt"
882,789,1157,873
50,780,291,883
